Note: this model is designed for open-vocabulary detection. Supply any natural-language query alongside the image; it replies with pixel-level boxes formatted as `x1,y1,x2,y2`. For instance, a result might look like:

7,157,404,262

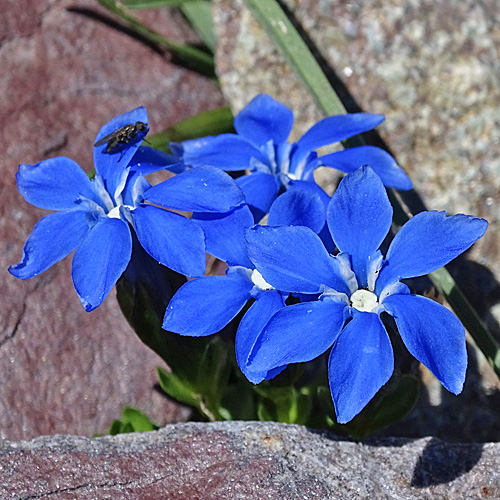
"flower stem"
96,0,215,77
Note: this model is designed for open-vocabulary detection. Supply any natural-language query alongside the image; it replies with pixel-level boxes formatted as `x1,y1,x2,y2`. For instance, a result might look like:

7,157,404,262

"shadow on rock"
411,438,483,487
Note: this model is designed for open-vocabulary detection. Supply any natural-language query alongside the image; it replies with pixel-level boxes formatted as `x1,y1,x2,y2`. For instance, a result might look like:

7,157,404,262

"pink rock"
1,0,224,440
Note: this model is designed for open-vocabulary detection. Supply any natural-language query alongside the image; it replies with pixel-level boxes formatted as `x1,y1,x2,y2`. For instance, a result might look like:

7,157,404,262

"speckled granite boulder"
213,0,500,442
213,0,500,302
1,421,499,499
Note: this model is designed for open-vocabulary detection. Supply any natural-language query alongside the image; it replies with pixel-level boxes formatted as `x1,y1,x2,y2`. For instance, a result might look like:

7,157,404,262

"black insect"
94,121,148,160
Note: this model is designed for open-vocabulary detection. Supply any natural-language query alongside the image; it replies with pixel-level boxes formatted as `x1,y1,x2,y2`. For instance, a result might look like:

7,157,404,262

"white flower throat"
350,289,379,312
251,269,274,290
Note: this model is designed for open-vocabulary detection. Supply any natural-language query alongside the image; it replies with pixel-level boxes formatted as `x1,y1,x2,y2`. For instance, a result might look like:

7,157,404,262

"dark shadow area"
380,327,500,443
67,6,215,78
307,426,484,486
411,438,484,487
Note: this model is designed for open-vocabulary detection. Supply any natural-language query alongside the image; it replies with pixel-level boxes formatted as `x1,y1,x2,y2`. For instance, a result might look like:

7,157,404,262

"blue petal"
72,216,132,311
143,166,245,213
121,171,151,207
133,204,206,277
163,275,253,336
236,172,280,220
319,146,413,190
296,113,385,154
130,146,186,175
193,204,254,268
234,94,294,146
327,166,392,286
15,158,100,210
376,211,488,292
236,291,287,383
247,297,346,372
9,209,92,279
288,146,320,180
246,225,351,294
94,107,149,197
287,179,330,209
172,134,268,170
287,180,334,250
268,188,326,234
328,311,394,424
383,294,467,394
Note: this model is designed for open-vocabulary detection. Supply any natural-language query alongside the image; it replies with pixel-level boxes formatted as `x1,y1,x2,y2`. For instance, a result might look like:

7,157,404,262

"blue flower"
9,107,245,311
163,204,290,384
244,166,487,423
171,94,413,224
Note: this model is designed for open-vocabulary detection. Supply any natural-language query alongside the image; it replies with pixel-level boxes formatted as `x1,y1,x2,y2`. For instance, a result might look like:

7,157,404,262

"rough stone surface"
1,0,224,440
0,421,499,499
213,0,500,442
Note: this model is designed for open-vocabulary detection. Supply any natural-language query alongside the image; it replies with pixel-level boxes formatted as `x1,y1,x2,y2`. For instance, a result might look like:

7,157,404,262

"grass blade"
97,0,215,77
242,0,345,117
180,1,216,53
124,0,198,8
147,106,234,152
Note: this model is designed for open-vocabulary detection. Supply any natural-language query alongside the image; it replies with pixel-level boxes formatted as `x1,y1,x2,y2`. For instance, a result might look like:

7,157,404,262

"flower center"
107,206,122,219
251,269,274,290
107,204,133,220
350,289,378,312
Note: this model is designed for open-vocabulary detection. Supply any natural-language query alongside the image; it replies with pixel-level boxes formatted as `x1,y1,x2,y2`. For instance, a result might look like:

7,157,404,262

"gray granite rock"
0,421,499,499
213,0,500,442
0,0,224,440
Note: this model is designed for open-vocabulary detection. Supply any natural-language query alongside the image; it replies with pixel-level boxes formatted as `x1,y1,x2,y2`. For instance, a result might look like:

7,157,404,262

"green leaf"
156,366,200,408
124,0,198,8
181,1,216,53
147,106,234,152
121,406,159,432
156,339,232,423
116,275,175,364
123,0,216,53
106,407,159,435
108,419,124,436
257,399,275,422
220,383,256,420
255,384,312,425
116,261,212,380
243,0,500,382
96,0,215,77
318,375,420,438
194,340,232,420
121,422,135,434
196,340,229,392
346,375,420,438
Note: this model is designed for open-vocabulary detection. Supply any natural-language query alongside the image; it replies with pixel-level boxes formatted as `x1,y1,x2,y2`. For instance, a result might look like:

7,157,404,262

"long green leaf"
181,1,216,53
124,0,197,8
96,0,215,77
243,0,500,380
123,0,216,54
147,105,234,152
243,0,344,117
